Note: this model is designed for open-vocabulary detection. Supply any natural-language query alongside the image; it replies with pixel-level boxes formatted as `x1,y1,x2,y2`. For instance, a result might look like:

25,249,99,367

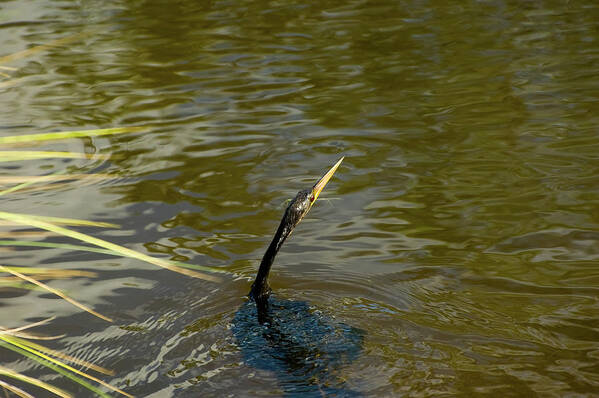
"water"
1,0,599,396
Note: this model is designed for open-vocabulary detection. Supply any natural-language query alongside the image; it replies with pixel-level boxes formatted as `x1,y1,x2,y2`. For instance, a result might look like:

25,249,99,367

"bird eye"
309,194,315,203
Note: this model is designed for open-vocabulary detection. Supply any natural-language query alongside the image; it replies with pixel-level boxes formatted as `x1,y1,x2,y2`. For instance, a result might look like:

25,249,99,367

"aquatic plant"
0,30,230,396
1,317,131,397
0,126,224,396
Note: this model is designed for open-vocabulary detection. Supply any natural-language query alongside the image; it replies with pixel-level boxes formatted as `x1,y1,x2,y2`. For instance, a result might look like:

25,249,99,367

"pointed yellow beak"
312,157,344,202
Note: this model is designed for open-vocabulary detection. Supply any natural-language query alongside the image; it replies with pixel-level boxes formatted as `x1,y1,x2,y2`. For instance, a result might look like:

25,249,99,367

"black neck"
249,218,291,302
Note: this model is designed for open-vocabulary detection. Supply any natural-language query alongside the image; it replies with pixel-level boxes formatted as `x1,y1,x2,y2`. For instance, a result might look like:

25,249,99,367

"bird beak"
312,157,344,202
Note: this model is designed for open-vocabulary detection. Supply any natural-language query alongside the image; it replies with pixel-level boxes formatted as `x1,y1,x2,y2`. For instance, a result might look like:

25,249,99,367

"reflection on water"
1,0,599,396
233,297,364,397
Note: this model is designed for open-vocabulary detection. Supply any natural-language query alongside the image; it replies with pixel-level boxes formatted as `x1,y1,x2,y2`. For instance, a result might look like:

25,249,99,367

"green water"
1,0,598,396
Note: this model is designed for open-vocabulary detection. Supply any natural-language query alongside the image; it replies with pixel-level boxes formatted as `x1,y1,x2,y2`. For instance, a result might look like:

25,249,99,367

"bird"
232,157,364,397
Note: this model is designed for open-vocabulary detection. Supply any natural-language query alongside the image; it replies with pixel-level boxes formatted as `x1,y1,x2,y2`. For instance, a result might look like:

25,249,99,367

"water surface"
1,0,598,396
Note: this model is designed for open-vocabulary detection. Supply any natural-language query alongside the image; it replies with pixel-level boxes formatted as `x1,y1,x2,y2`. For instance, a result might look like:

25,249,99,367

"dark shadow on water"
232,296,365,397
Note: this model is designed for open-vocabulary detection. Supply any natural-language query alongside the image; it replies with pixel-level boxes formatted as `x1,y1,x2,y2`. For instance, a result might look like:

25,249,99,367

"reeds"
0,119,231,398
0,124,229,396
1,318,132,398
0,126,228,396
1,30,230,397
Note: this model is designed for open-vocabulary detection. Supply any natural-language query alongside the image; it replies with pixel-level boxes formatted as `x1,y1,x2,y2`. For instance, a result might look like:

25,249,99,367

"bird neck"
250,220,291,302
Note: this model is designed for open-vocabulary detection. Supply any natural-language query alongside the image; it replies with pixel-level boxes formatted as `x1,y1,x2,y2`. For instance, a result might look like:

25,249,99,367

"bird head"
250,157,345,305
277,157,344,242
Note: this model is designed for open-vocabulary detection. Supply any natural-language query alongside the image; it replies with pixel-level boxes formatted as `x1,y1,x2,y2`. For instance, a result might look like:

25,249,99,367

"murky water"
1,0,599,396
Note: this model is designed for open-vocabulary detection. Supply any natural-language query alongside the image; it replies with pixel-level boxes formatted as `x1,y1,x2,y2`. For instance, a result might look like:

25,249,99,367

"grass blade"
0,317,55,334
0,172,119,197
0,343,109,398
4,215,119,228
0,126,148,145
0,337,130,398
0,265,112,322
0,379,35,398
0,240,227,273
0,281,38,290
0,365,71,398
0,151,111,162
0,240,118,255
0,211,223,281
0,266,96,280
0,174,116,185
6,335,113,376
0,231,56,239
0,317,63,340
0,327,61,340
0,169,67,197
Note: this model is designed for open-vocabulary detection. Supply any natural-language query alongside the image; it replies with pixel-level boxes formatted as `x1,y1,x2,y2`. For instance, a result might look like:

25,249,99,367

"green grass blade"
0,281,39,290
0,174,116,185
0,217,119,228
0,336,130,398
0,240,227,273
5,335,113,375
0,173,117,197
0,151,112,162
0,240,122,255
0,364,71,398
0,126,148,145
15,215,120,229
0,211,223,281
0,342,109,398
0,169,67,197
0,266,95,279
0,179,46,196
0,265,112,322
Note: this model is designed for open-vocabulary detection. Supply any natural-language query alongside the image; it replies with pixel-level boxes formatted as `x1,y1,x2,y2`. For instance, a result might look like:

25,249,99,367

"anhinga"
233,157,364,397
249,156,344,309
